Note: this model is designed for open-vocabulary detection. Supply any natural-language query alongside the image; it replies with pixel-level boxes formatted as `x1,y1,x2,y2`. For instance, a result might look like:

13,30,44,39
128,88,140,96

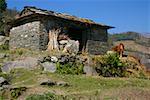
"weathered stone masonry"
10,21,40,50
9,6,113,54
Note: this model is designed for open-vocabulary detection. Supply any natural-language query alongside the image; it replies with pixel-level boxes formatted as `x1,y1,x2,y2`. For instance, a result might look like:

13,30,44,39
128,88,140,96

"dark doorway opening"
67,28,83,51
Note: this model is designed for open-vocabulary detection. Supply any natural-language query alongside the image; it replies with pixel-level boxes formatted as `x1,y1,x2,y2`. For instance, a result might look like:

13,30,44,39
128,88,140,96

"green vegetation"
92,54,127,77
109,32,140,41
0,0,7,34
26,92,58,100
10,68,41,86
0,72,10,81
9,48,26,56
0,44,9,51
0,0,7,13
0,0,18,35
10,87,27,99
56,62,84,75
0,47,149,99
0,68,149,99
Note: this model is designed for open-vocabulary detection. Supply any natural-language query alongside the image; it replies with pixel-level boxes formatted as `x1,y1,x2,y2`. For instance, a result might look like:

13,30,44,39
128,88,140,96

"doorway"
67,28,83,51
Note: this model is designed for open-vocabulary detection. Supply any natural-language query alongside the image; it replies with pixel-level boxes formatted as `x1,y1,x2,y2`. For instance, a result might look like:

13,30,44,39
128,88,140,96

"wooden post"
47,28,61,51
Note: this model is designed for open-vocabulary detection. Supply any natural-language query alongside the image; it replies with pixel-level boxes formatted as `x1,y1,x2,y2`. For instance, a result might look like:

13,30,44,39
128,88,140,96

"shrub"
121,56,148,78
10,87,27,99
56,61,84,75
0,44,9,51
93,53,127,77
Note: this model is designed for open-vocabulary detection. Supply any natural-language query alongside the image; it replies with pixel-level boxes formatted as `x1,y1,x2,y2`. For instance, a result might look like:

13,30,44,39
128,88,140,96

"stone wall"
83,27,108,54
9,21,40,50
87,27,107,41
86,40,109,55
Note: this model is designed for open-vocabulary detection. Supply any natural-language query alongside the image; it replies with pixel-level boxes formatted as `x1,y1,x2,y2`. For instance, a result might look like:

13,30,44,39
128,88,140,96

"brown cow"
112,43,125,57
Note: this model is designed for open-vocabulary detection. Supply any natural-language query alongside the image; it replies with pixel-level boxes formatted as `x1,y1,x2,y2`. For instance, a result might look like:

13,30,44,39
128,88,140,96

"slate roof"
15,6,114,28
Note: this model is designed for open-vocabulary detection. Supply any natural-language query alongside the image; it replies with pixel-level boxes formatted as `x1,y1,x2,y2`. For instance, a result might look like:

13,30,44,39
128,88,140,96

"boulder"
0,53,6,59
0,53,8,59
38,56,58,63
0,36,5,42
51,56,58,63
41,62,56,73
58,55,69,64
56,81,69,87
0,87,3,91
141,57,150,68
63,40,79,54
0,36,9,45
83,66,98,76
0,77,9,87
40,79,69,87
40,79,56,86
2,85,10,89
0,77,6,84
10,86,27,98
1,57,39,73
43,56,51,62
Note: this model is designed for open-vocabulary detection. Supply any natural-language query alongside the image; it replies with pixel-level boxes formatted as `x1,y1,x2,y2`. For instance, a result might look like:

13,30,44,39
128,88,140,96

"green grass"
0,48,149,99
10,68,41,87
1,68,150,99
9,69,150,91
46,73,150,92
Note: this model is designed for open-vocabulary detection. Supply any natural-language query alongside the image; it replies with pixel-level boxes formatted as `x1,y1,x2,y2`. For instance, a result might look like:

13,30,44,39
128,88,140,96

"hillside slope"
109,32,150,69
114,40,150,54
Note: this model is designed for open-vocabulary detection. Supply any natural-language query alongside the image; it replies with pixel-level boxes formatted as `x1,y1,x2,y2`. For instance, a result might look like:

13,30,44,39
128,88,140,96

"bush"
120,56,148,78
93,53,127,77
10,87,27,99
56,61,84,75
0,44,9,51
56,55,84,75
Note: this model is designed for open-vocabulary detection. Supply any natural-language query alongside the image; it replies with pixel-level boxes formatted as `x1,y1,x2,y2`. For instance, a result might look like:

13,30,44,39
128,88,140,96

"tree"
0,0,7,34
0,0,7,13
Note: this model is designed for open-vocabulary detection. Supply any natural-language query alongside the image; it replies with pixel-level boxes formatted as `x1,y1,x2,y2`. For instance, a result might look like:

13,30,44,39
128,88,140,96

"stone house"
9,6,113,54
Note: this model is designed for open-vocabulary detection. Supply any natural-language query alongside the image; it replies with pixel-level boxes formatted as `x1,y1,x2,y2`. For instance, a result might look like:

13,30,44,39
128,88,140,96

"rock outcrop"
2,57,39,73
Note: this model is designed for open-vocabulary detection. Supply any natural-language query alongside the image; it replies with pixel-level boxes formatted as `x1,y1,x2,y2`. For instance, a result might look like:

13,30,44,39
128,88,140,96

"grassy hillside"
0,68,150,100
109,31,139,41
114,40,150,54
0,48,149,100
